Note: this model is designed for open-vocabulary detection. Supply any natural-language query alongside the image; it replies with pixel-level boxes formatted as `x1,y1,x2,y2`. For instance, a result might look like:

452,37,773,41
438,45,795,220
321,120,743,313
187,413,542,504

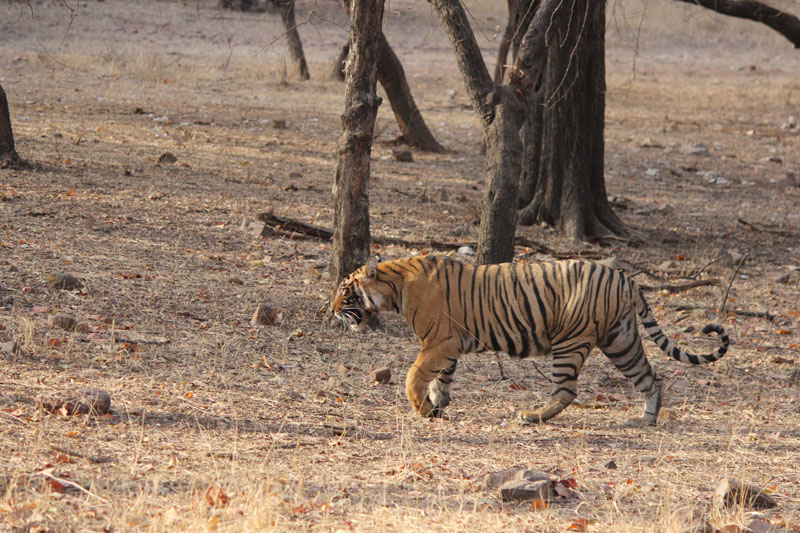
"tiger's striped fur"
331,255,729,426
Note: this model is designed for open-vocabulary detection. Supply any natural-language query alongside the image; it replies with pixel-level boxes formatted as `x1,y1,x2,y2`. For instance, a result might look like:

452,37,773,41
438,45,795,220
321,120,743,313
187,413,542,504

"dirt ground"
1,0,799,531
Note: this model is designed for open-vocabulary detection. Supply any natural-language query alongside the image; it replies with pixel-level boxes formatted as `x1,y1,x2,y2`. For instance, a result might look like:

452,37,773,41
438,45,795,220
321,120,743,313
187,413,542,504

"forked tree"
330,0,384,285
436,0,800,261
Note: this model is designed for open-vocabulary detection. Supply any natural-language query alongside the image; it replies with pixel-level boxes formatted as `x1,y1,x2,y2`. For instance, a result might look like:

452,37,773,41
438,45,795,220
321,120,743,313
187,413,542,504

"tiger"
331,254,729,426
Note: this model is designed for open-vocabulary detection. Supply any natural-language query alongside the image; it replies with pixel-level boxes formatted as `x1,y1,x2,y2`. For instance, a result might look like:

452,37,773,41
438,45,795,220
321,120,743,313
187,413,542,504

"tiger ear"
365,255,379,279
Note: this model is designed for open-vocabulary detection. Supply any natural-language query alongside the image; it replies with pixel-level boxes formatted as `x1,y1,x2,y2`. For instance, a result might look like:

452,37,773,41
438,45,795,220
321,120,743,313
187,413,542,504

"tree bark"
430,0,524,264
269,0,311,80
0,83,27,169
330,0,384,285
493,0,518,84
514,0,627,242
376,33,445,153
673,0,800,48
330,43,349,81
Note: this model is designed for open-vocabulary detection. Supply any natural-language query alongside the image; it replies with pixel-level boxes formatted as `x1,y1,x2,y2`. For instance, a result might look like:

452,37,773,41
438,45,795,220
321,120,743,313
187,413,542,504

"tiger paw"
624,416,657,427
516,409,548,425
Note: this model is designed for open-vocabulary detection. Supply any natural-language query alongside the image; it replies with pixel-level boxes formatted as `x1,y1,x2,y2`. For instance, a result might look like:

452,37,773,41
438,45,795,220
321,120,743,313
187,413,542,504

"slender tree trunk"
376,33,444,153
330,0,384,284
493,0,518,84
334,3,444,153
270,0,310,80
430,0,524,264
515,0,627,242
330,43,349,81
0,83,27,169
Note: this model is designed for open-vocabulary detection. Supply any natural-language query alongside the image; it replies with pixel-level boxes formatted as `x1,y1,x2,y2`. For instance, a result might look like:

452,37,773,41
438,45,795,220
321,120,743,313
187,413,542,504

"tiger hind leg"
427,360,457,418
517,343,589,424
599,315,663,426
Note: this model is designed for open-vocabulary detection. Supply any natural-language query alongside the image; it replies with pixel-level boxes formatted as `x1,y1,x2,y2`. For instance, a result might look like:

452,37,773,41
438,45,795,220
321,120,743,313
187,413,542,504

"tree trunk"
335,3,444,153
493,0,518,84
330,43,349,81
515,0,627,242
430,0,524,264
330,0,384,285
269,0,310,80
0,83,27,169
219,0,255,11
376,33,444,153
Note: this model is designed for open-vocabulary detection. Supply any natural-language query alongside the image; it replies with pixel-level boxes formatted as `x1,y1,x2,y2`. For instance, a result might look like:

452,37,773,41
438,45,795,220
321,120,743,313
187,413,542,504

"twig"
720,253,749,314
691,253,730,280
34,472,108,502
667,303,776,323
50,445,114,464
0,410,30,426
737,218,799,237
638,279,719,292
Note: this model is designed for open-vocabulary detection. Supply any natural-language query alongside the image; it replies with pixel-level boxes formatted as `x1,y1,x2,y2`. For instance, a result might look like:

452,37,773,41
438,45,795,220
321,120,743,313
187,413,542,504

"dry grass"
1,0,800,531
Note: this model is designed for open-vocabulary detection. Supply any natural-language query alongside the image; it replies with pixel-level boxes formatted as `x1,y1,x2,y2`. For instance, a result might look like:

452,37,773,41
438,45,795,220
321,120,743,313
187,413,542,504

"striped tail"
635,287,729,365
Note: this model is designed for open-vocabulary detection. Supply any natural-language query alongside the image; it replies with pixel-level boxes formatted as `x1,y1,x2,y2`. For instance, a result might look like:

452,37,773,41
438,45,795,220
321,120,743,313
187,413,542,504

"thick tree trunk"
330,0,384,285
0,83,27,169
430,0,524,264
515,0,627,242
269,0,310,80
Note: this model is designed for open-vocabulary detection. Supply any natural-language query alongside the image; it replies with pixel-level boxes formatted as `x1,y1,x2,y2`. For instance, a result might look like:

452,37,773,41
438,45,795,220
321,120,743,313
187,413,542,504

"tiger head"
330,255,382,331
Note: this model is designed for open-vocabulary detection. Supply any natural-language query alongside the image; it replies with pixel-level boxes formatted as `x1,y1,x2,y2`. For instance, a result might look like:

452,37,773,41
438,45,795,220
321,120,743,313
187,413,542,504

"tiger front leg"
405,339,461,418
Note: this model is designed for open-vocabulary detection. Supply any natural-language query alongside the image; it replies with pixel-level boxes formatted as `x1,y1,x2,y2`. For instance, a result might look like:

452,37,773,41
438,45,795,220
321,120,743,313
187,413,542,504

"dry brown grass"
1,0,799,531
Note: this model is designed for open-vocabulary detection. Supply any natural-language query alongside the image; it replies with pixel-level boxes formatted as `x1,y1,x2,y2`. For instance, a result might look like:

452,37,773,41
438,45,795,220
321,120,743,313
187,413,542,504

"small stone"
640,455,657,465
714,478,777,510
157,152,177,165
486,467,550,490
666,506,714,533
47,273,83,290
746,518,783,533
680,143,711,157
271,119,287,129
457,245,474,256
251,304,278,326
640,138,665,149
605,460,617,469
1,341,21,355
499,479,552,503
51,313,78,331
452,225,470,237
392,149,413,162
335,362,349,377
369,367,391,384
39,388,111,416
75,323,90,334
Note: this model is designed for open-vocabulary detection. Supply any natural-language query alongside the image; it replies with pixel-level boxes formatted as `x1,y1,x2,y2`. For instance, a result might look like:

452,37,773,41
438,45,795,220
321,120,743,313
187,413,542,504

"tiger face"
330,255,381,331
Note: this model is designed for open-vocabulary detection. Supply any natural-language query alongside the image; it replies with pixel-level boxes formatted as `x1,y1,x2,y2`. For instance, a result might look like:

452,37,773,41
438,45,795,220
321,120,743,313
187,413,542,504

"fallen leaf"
509,382,527,391
568,518,595,531
46,478,66,493
49,338,62,347
205,484,229,507
529,500,548,510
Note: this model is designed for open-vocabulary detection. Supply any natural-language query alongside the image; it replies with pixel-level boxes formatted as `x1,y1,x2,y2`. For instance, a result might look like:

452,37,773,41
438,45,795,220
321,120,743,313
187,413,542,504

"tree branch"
510,0,563,96
674,0,800,48
428,0,496,127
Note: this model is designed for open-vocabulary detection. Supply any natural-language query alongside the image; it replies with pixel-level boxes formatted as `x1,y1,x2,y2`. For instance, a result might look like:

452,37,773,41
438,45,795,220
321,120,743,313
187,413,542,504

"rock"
457,245,474,256
499,479,552,503
51,313,78,331
605,460,617,469
47,273,83,290
640,138,665,149
391,149,413,162
39,388,111,416
713,478,777,510
680,143,711,157
785,171,798,188
1,341,21,355
746,518,783,533
369,367,391,384
75,323,90,333
271,119,287,130
452,225,470,237
485,467,550,490
157,152,177,165
251,304,278,326
665,506,714,533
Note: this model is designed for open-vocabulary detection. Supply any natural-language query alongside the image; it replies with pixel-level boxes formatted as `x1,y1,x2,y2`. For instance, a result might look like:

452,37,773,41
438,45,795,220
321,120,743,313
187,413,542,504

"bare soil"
1,1,799,531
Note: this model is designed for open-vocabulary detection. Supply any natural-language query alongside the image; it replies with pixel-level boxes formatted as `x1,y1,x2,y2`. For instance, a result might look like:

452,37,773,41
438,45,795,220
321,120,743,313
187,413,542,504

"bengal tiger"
331,255,729,426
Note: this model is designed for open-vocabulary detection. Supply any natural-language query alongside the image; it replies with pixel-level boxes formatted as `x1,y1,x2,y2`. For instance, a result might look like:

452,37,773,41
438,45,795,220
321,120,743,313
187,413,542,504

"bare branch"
674,0,800,48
